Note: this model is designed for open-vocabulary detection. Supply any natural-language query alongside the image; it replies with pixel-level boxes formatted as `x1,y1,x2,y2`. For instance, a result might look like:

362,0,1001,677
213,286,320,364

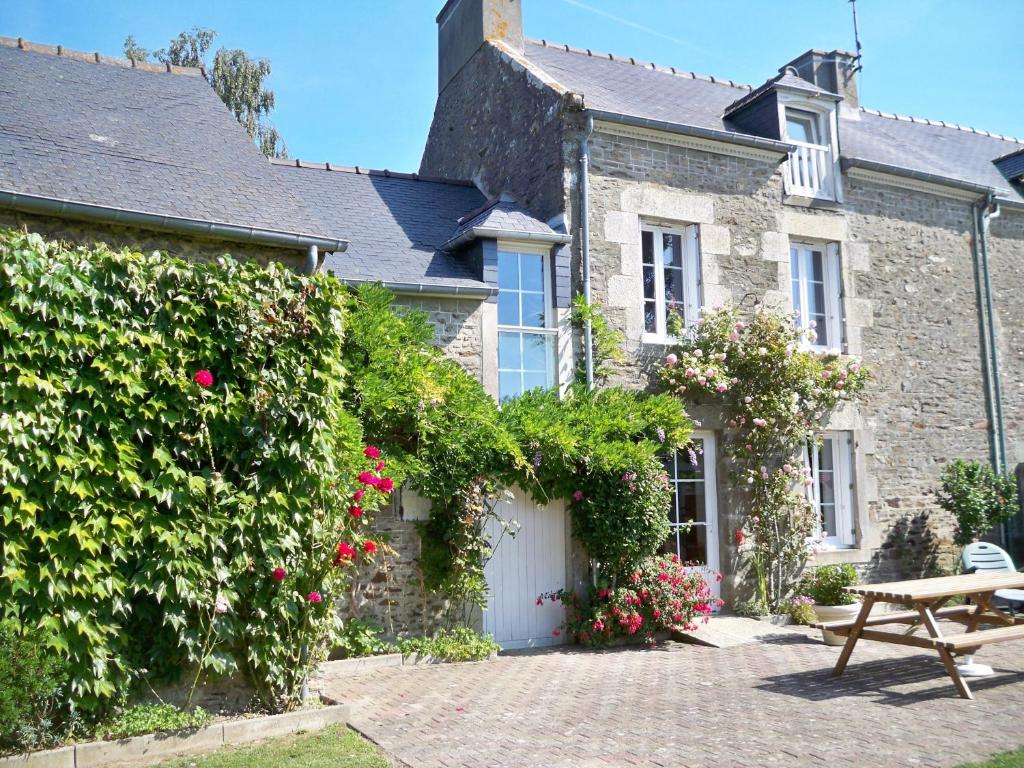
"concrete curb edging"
0,703,350,768
318,649,498,677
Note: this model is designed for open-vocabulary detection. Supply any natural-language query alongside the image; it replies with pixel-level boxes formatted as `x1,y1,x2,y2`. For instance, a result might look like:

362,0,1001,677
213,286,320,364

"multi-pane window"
641,224,702,338
497,248,555,401
804,432,856,549
790,242,842,352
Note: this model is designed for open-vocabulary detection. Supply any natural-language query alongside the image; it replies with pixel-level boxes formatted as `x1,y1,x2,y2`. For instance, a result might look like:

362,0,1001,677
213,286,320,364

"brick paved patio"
319,625,1024,768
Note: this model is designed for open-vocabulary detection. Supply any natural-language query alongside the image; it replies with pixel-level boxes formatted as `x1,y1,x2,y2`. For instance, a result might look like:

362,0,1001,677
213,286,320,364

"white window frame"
640,222,702,343
803,431,856,549
791,241,843,354
663,431,720,599
778,96,843,202
496,242,557,400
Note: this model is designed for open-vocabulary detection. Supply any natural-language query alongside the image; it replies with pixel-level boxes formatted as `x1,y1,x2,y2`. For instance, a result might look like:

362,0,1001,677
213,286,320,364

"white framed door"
483,487,567,649
661,431,720,599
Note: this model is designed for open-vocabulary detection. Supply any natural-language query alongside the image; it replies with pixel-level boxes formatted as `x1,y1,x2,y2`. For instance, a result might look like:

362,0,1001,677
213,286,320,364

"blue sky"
4,1,1022,172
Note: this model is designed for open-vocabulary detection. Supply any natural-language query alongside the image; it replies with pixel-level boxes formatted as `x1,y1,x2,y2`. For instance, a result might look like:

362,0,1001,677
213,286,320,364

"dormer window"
782,105,839,200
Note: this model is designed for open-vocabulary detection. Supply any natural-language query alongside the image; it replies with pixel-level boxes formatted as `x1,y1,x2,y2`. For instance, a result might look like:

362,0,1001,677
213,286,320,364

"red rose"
334,541,356,565
357,471,378,486
271,567,286,582
552,628,561,637
536,596,544,606
353,489,365,502
364,446,381,459
349,505,363,518
377,477,395,493
307,591,322,604
735,529,745,546
375,460,385,472
363,540,377,554
193,369,214,388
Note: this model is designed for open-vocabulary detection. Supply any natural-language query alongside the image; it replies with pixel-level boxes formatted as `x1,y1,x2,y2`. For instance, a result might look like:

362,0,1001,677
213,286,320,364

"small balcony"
786,141,836,200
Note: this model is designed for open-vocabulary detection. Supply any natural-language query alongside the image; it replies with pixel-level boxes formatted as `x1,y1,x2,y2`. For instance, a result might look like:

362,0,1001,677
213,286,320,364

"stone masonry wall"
583,125,1024,598
0,210,305,271
342,295,487,636
420,42,569,222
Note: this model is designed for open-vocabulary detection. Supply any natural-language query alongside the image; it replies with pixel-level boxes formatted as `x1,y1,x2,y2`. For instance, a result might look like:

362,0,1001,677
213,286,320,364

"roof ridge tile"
527,37,752,92
858,106,1023,145
268,157,477,187
0,35,206,77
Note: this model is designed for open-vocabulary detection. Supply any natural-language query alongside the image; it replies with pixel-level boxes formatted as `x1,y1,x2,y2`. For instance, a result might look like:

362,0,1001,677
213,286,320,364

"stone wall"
341,295,488,636
0,210,306,271
420,42,569,222
582,123,1024,596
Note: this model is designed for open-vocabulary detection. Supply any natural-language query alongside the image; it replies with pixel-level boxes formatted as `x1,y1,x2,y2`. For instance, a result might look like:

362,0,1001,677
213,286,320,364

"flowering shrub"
785,595,817,625
658,305,869,610
499,385,692,580
541,555,721,646
0,231,384,712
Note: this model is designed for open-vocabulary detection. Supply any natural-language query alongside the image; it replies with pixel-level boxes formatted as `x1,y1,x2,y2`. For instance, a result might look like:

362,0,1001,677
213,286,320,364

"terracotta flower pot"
812,602,861,646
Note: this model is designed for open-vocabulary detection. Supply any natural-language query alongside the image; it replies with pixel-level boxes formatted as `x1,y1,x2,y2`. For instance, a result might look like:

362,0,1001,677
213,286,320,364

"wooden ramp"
672,615,801,648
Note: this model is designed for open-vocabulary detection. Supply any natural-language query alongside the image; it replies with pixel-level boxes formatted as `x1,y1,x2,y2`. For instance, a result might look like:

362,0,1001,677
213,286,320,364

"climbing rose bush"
541,555,721,647
658,305,869,611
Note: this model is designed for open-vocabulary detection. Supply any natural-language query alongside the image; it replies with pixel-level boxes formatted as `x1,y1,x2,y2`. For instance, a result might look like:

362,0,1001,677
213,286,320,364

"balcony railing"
786,141,835,199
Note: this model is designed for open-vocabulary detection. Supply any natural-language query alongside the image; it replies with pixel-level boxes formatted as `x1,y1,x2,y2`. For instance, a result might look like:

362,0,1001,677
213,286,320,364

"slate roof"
523,39,1024,203
0,38,342,245
996,149,1024,183
271,160,490,291
443,194,571,249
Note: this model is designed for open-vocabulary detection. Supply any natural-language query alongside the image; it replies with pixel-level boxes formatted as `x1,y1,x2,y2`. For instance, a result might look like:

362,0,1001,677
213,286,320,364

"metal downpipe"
978,194,1007,473
581,114,595,390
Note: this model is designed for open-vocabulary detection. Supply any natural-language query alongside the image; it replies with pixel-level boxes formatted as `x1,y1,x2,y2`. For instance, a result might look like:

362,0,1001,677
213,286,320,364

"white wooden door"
483,488,566,649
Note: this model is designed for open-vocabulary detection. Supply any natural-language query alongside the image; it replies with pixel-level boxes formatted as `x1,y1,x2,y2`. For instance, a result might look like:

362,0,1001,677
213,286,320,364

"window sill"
807,547,870,566
642,333,679,347
782,194,843,210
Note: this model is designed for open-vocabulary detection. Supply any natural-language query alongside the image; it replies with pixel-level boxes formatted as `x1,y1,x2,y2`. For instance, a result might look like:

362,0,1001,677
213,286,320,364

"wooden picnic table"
813,572,1024,699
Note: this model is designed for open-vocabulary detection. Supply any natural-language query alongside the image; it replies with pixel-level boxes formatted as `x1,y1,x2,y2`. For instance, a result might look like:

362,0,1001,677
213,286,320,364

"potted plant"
798,564,861,645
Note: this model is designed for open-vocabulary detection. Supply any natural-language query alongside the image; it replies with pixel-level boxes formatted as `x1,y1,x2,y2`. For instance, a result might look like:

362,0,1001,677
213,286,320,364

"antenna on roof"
849,0,864,73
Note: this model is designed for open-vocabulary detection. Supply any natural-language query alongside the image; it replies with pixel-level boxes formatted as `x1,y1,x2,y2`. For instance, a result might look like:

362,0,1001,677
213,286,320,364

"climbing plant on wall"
658,305,870,610
0,230,386,712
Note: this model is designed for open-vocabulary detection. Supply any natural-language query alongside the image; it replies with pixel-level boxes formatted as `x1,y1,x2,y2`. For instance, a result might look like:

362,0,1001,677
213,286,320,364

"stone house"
420,0,1024,621
3,0,1024,652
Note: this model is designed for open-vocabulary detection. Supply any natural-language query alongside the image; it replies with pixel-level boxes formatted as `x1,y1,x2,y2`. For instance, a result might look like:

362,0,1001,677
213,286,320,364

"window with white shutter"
791,241,843,353
803,431,856,548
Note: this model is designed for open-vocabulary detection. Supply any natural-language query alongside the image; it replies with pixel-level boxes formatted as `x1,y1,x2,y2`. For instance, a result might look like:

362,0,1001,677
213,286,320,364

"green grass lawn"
156,726,390,768
958,748,1024,768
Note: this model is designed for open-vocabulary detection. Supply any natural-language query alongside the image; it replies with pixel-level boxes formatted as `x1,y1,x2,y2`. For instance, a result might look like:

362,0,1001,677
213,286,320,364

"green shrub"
336,619,395,659
96,704,212,740
798,564,859,606
937,459,1019,548
0,231,387,712
397,627,500,662
0,621,73,754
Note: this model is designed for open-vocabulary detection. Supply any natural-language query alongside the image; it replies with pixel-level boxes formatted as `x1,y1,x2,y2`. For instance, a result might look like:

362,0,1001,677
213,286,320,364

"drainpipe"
304,244,319,276
974,192,1007,474
580,114,595,390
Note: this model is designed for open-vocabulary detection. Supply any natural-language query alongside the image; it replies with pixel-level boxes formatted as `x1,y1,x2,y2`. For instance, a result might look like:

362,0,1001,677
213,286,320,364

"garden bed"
0,700,349,768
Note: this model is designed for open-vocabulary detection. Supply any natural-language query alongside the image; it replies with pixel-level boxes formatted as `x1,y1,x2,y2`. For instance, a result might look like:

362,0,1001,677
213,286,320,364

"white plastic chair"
961,541,1024,608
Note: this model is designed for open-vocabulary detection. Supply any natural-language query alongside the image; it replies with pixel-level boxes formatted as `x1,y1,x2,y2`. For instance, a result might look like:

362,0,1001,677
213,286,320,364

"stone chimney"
436,0,523,92
783,49,861,109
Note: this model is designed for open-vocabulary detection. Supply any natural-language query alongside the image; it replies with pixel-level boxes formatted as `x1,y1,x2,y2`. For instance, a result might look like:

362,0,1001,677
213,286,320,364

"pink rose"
665,353,678,367
307,591,322,604
364,446,381,459
193,369,214,388
716,383,728,393
573,490,585,502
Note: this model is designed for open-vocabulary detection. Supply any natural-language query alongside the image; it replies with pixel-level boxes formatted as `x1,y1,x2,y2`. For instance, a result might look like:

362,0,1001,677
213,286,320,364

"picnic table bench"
811,572,1024,699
